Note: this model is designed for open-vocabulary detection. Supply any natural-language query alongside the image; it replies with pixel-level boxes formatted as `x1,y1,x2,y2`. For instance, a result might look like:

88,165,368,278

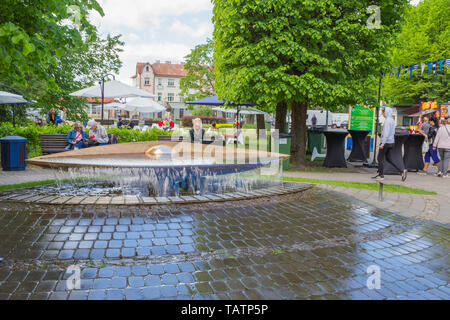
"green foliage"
213,0,407,109
191,105,214,116
0,1,123,122
180,39,215,102
0,0,103,87
0,122,168,158
382,0,450,104
213,0,408,165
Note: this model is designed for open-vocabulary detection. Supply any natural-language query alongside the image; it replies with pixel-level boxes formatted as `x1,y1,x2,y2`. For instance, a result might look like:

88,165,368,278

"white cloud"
91,0,212,32
115,41,192,84
169,20,212,38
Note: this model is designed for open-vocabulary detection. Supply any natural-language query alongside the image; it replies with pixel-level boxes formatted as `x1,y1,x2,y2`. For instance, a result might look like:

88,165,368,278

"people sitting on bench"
86,120,109,147
66,121,89,150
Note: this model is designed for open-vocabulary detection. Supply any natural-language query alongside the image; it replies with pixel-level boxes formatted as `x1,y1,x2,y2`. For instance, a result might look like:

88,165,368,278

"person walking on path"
372,107,407,181
433,115,450,178
419,117,440,174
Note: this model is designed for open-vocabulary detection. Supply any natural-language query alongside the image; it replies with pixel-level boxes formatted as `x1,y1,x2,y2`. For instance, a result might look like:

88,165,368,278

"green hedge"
0,122,169,158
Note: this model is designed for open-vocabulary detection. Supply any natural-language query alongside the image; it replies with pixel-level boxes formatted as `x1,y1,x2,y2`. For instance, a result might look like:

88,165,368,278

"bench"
41,134,68,154
40,133,118,154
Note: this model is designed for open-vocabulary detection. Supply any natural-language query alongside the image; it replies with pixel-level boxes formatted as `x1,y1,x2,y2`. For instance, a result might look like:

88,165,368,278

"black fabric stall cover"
347,130,370,162
404,134,425,172
323,131,348,168
383,133,408,175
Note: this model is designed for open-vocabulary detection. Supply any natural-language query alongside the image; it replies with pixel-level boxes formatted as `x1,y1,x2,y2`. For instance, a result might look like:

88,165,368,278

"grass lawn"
283,176,437,195
0,179,58,192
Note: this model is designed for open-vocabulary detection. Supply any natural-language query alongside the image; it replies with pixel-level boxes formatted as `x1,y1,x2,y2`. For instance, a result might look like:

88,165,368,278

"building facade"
131,61,187,103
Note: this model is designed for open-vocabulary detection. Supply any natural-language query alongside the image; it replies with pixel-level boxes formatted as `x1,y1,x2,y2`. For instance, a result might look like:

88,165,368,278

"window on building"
167,93,174,102
146,66,149,72
180,109,184,118
144,78,150,86
158,78,162,86
179,96,183,102
157,93,162,102
168,79,175,86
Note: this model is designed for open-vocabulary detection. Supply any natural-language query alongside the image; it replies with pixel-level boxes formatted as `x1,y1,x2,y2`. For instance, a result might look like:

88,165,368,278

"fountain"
14,140,311,204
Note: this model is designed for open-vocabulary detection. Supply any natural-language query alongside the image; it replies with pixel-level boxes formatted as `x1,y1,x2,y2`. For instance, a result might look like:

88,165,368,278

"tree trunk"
275,102,287,133
256,113,266,139
290,101,308,167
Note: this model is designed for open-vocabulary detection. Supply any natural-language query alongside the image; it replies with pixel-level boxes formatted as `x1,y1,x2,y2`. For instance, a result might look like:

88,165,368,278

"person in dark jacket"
47,108,58,125
66,121,88,150
422,117,441,174
189,118,205,143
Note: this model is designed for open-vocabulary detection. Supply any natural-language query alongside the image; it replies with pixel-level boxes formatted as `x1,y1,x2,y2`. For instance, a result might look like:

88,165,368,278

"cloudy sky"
91,0,422,85
90,0,214,85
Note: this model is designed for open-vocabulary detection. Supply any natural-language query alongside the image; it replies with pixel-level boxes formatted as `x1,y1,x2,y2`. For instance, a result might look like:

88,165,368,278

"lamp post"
370,74,383,167
99,74,115,122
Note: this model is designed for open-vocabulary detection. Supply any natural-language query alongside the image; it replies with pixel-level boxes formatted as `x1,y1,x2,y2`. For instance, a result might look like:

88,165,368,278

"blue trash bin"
0,136,28,171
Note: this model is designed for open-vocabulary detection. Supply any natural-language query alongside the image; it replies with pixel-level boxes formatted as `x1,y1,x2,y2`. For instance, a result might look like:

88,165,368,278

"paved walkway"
285,165,450,224
0,189,448,300
1,165,449,224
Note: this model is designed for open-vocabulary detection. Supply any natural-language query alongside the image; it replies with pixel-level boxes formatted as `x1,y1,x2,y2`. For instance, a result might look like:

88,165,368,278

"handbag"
422,136,429,153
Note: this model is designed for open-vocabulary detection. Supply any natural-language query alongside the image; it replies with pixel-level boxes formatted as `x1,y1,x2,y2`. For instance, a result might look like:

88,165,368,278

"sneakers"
371,174,380,179
402,169,408,181
435,171,443,177
417,170,427,176
443,175,449,179
375,175,385,181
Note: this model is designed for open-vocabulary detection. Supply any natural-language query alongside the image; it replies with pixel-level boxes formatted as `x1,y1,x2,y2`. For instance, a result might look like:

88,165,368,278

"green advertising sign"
349,105,376,136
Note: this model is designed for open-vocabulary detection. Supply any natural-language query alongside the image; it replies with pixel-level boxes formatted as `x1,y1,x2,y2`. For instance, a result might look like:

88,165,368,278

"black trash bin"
0,136,28,171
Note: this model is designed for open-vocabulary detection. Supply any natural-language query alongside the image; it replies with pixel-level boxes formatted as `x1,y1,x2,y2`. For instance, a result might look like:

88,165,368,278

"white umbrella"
69,79,156,99
123,97,166,113
0,91,29,104
92,102,126,110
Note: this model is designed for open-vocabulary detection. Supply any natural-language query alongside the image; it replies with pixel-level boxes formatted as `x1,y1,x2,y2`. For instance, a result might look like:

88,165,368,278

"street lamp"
99,74,115,122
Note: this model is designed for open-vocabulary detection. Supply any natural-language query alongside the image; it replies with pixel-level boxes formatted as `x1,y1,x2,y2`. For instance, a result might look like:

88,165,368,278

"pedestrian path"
284,168,450,224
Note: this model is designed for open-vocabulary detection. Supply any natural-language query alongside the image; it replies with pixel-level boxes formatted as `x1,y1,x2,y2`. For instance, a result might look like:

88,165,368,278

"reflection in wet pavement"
0,188,448,300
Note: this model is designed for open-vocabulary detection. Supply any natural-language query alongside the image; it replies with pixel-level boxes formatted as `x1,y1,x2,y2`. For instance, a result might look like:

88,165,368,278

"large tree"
213,0,407,167
0,0,103,88
180,38,215,102
382,0,450,104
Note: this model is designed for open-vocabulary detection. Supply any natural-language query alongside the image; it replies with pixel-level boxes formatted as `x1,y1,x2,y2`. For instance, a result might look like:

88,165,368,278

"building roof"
132,62,187,78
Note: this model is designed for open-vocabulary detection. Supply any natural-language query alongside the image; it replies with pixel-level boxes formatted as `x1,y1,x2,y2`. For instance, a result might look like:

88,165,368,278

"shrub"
181,116,226,127
0,122,169,158
216,123,234,128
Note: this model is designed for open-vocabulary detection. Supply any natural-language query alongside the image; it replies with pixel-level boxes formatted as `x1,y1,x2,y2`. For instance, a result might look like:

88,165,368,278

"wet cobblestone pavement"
0,187,448,300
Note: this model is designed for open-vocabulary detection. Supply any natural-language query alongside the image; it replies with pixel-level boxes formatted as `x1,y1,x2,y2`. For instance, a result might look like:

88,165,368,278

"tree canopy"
382,0,450,104
213,0,408,166
0,0,124,122
0,0,104,88
180,38,215,102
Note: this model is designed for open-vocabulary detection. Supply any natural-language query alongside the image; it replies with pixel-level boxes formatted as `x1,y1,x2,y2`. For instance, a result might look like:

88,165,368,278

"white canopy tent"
0,91,29,104
123,97,166,113
91,102,126,110
70,80,155,99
